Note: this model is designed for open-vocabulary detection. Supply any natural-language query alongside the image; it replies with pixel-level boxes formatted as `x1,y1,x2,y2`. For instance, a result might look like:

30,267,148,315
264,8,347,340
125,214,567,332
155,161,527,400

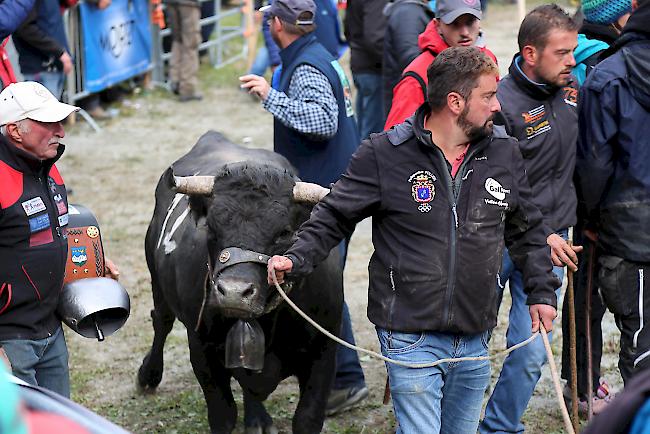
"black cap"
260,0,316,25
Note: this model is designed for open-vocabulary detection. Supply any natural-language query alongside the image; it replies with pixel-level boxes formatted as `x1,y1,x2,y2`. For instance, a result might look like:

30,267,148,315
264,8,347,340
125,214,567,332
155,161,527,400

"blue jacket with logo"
0,136,69,340
575,5,650,263
274,34,358,187
495,55,579,237
285,105,559,334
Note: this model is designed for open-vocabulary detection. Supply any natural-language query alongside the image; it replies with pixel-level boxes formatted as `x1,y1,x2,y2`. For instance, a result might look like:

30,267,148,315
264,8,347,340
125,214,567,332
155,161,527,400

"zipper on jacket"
39,172,66,281
433,145,482,327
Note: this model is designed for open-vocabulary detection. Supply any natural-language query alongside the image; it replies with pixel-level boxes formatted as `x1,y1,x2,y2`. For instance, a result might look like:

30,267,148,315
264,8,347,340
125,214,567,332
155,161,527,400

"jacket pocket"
598,255,633,316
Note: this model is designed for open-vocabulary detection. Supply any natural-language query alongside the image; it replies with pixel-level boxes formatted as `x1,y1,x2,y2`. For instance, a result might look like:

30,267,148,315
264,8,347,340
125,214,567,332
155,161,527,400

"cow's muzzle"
207,247,292,319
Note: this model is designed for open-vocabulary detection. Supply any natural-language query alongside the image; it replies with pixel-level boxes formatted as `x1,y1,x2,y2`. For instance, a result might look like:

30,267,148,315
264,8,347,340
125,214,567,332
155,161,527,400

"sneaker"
563,379,613,418
325,385,369,416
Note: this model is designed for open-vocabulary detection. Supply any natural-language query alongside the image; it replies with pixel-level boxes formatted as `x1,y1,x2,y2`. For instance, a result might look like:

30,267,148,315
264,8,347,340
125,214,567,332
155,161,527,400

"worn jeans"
23,71,64,100
0,325,70,397
481,229,566,434
352,72,384,141
377,328,490,434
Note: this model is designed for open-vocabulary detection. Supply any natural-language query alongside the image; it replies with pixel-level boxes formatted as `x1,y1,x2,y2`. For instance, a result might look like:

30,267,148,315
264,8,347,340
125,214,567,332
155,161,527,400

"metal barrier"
62,1,247,131
151,0,248,88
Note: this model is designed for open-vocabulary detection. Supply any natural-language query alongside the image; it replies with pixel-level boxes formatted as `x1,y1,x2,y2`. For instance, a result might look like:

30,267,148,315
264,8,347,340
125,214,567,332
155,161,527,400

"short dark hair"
518,4,581,51
426,46,498,112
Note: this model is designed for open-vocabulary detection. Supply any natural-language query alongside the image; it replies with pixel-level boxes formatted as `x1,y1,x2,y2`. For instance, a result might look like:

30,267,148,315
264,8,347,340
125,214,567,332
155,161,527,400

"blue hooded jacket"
572,33,609,85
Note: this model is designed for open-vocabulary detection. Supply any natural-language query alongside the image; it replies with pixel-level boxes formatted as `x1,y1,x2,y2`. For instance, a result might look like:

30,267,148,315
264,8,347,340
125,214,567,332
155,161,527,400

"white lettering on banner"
21,197,46,216
484,178,510,200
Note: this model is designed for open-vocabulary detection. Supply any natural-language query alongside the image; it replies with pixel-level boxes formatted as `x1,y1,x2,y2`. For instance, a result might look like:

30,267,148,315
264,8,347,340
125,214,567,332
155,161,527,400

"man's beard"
457,105,493,141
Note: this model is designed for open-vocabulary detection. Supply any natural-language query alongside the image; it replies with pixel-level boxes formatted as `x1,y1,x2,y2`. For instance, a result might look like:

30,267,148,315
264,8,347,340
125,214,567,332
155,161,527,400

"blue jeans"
0,326,70,398
481,230,566,434
23,71,65,100
353,72,384,141
248,45,270,77
377,328,491,434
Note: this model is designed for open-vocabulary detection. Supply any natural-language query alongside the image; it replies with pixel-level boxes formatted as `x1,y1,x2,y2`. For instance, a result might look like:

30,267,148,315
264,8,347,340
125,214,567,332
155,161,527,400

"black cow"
137,131,343,434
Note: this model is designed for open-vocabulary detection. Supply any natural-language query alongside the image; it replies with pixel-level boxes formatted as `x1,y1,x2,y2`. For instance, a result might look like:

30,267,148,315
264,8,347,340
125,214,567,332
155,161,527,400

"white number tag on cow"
22,197,46,216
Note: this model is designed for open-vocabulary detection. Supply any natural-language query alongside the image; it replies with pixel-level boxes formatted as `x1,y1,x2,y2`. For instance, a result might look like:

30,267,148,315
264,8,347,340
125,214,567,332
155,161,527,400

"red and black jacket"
0,135,68,340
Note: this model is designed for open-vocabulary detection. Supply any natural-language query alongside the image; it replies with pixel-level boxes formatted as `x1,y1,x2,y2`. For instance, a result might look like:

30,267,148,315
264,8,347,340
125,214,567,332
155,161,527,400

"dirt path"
60,2,621,432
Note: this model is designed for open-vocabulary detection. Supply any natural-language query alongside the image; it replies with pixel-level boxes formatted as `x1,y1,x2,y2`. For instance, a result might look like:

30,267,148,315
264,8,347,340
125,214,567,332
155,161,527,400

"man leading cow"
268,46,559,434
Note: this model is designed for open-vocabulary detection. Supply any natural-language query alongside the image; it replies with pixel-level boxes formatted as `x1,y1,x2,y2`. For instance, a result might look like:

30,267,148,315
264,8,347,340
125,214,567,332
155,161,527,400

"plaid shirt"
263,65,339,139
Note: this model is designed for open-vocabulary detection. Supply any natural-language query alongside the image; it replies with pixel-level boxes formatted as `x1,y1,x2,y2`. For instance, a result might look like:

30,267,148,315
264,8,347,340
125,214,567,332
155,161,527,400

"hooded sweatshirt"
575,2,650,262
384,19,497,129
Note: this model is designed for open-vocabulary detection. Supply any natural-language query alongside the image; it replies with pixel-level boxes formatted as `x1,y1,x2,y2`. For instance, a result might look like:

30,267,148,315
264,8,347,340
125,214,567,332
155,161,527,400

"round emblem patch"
86,226,99,238
408,171,436,213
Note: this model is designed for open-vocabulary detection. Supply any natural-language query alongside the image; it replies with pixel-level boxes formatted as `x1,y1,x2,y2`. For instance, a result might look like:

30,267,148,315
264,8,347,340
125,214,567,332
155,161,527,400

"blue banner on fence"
79,0,152,92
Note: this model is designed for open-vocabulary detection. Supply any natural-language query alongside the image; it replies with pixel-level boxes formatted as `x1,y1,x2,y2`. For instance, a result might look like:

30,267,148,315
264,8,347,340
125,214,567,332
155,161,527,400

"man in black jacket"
0,82,77,397
575,0,650,385
480,5,582,433
344,0,388,140
268,47,559,434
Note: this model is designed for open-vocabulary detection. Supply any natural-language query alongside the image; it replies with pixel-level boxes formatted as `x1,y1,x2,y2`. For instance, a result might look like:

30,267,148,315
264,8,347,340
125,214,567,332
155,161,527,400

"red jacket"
384,20,498,130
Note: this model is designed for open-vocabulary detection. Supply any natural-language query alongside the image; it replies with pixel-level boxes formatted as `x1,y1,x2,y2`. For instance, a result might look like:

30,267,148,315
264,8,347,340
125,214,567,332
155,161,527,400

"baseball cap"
259,0,316,26
0,81,79,126
436,0,482,24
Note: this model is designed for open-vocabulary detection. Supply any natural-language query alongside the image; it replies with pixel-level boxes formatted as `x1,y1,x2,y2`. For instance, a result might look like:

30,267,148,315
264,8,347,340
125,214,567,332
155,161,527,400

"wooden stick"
540,323,576,434
567,266,580,431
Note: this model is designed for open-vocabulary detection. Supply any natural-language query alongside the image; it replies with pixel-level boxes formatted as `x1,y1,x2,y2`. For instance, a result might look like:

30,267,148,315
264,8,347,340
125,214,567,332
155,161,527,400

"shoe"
178,93,203,102
563,379,613,418
325,385,369,416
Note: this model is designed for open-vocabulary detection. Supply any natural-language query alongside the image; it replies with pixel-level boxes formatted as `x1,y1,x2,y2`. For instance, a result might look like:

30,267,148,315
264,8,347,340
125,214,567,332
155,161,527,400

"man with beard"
480,5,582,433
268,46,559,434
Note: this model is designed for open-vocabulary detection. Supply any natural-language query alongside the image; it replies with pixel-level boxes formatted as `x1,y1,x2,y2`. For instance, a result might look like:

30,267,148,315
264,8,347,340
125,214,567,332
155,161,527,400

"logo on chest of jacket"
485,177,510,205
521,105,545,124
563,87,577,107
21,197,46,216
408,170,436,213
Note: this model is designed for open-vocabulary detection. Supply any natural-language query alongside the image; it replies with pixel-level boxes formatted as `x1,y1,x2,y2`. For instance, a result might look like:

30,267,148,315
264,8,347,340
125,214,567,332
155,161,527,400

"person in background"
165,0,202,101
382,0,434,117
11,0,72,99
0,0,36,39
480,5,582,433
343,0,388,140
384,0,495,129
560,0,632,416
575,0,650,388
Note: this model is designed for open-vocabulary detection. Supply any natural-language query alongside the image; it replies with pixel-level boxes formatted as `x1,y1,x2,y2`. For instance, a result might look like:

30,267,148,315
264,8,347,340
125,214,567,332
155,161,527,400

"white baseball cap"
0,81,79,126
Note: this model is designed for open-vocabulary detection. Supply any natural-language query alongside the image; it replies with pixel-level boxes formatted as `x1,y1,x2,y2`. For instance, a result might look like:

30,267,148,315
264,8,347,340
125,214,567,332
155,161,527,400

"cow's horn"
173,176,215,195
292,182,330,203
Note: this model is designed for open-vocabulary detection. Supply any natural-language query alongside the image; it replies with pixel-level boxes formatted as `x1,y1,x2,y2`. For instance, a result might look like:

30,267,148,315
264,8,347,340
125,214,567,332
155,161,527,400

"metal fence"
61,1,247,131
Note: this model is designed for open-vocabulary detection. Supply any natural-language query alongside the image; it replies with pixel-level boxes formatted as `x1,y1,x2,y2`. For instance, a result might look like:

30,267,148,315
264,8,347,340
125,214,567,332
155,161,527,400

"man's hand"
105,258,120,281
60,52,73,75
547,233,583,272
267,255,293,285
529,304,557,333
239,74,271,101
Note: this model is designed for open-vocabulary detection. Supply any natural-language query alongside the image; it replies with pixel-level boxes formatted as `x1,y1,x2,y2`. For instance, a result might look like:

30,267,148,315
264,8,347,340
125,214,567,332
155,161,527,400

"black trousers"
597,256,650,384
561,236,607,397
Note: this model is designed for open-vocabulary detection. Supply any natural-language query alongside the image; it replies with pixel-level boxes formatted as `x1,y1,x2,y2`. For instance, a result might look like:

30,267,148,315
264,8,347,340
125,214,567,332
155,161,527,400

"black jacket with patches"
0,136,69,340
496,56,579,237
285,105,559,334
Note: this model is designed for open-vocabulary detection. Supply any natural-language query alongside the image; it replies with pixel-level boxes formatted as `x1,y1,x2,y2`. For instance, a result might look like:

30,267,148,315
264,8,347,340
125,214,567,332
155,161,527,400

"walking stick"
567,264,580,431
585,239,597,420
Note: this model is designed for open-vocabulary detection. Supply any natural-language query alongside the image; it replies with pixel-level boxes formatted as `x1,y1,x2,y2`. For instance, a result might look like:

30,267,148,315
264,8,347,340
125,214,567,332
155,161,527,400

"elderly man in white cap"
0,81,86,397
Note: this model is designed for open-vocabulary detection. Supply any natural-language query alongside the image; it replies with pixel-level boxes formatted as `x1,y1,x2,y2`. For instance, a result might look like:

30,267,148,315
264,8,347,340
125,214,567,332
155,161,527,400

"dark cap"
436,0,482,24
260,0,316,26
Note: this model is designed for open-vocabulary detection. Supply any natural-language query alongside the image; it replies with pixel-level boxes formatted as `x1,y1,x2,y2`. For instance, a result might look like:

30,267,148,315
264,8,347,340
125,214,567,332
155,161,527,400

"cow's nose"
216,278,256,299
